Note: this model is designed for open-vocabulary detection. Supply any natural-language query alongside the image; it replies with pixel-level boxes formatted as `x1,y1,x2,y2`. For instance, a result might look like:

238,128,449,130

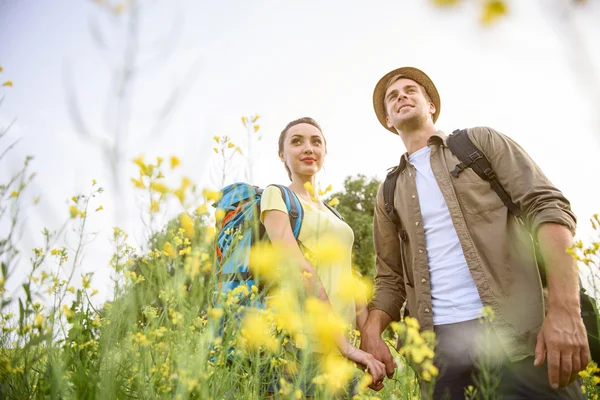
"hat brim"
372,67,441,134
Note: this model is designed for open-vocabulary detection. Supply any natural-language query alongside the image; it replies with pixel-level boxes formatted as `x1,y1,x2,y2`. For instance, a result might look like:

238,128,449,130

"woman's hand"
344,346,386,390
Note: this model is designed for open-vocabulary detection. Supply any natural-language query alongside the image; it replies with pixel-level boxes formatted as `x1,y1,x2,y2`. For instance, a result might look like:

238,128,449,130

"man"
360,66,588,399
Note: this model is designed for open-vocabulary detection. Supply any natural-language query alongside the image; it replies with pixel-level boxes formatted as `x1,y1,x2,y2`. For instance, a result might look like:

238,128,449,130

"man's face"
384,78,436,131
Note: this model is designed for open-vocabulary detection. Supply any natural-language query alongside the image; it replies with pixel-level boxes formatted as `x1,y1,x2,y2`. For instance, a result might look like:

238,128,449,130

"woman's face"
279,123,326,179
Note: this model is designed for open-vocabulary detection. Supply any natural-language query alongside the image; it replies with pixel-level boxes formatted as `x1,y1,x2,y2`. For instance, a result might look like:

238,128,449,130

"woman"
260,117,386,396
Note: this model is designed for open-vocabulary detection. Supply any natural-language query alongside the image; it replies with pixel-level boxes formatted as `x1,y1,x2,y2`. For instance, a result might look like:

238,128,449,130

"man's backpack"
383,128,600,361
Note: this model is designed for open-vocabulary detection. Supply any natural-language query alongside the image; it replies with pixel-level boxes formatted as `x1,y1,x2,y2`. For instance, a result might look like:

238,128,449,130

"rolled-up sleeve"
468,127,577,237
368,184,406,322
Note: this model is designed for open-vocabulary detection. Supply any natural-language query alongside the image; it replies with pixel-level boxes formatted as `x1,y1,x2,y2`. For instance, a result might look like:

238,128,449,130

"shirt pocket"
451,168,505,214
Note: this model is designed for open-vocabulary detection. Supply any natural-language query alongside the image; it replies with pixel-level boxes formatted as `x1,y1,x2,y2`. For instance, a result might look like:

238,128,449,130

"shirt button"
415,221,420,226
421,278,427,283
425,308,430,313
418,249,424,254
411,195,416,199
409,173,412,177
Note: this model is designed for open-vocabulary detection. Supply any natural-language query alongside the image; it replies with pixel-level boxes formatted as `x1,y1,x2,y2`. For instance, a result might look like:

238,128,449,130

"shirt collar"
397,130,448,172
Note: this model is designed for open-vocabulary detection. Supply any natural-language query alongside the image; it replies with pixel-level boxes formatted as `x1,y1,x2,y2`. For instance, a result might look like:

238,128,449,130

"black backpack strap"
447,129,521,217
383,165,411,289
323,202,344,221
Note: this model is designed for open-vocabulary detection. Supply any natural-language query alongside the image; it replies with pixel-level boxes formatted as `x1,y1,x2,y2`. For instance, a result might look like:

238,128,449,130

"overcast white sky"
1,0,599,302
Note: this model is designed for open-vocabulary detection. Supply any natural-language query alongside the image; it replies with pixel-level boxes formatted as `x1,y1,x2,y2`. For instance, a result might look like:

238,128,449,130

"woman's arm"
262,208,386,384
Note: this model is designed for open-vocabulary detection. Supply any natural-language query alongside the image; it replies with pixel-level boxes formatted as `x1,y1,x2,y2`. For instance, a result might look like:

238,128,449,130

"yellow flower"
240,310,279,353
156,156,164,166
150,181,169,194
0,66,3,72
150,200,160,213
249,242,286,284
338,273,373,303
62,304,74,318
213,148,219,154
196,204,208,215
82,275,91,289
132,156,152,176
92,179,97,185
34,313,45,328
170,156,181,169
228,142,235,148
319,354,355,393
131,177,145,188
213,135,220,143
268,289,303,334
9,191,19,198
303,182,315,196
67,286,75,293
328,197,340,207
2,80,13,87
253,125,260,132
311,234,345,265
481,0,508,25
202,189,222,202
305,297,346,352
163,242,176,259
432,0,460,6
95,205,104,212
179,213,195,238
69,205,80,218
210,307,224,320
215,208,226,222
241,116,248,127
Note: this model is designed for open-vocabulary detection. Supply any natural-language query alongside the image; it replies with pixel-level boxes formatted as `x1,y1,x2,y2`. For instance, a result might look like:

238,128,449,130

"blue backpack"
211,182,343,333
213,182,303,311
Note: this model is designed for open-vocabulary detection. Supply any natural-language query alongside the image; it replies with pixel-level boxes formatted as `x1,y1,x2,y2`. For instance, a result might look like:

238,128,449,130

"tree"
328,175,381,278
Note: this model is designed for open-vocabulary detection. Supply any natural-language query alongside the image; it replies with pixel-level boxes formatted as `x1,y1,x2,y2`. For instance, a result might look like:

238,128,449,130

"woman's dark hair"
278,117,326,180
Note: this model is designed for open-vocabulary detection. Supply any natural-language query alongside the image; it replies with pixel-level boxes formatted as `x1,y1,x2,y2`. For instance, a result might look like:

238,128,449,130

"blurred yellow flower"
163,242,176,259
432,0,461,6
150,200,160,213
228,142,235,148
202,189,222,202
213,148,219,154
328,197,340,207
241,116,248,127
69,205,80,219
339,273,373,304
170,156,181,169
249,242,285,284
9,191,19,198
132,156,152,176
305,297,346,352
131,177,145,189
95,205,104,212
2,80,13,87
179,213,195,238
240,310,279,353
210,307,224,320
215,208,226,221
268,288,303,334
319,354,355,393
150,181,169,194
0,66,3,72
312,234,345,265
213,135,220,143
481,0,507,25
196,204,208,215
253,125,260,132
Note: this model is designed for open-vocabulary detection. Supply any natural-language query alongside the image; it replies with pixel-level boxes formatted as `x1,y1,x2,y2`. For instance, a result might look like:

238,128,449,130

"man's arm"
534,222,588,389
470,127,586,388
360,184,407,383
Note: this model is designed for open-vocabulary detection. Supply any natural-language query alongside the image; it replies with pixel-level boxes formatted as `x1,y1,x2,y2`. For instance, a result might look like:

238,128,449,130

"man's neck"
397,125,437,155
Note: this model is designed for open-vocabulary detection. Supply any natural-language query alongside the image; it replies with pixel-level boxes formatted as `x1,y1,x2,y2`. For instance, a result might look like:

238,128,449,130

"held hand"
346,348,387,391
360,327,396,379
534,308,589,389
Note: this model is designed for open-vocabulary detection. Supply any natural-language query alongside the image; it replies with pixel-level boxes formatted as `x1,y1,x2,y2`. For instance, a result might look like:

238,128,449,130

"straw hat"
372,67,441,134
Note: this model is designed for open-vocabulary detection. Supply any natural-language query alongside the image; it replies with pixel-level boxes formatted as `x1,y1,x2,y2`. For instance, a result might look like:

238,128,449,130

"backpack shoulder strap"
383,165,407,241
269,184,304,239
323,202,344,221
447,129,521,217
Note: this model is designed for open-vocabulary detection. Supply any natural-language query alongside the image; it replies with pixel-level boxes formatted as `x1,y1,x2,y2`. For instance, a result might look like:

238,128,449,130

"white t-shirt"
408,146,483,325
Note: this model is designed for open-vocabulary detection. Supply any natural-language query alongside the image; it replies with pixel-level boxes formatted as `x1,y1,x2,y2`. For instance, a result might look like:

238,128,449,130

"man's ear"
279,152,284,162
386,115,393,129
429,102,436,117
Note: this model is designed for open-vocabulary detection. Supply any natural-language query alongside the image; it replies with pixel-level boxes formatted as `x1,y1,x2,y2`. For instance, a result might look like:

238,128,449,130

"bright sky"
1,0,600,302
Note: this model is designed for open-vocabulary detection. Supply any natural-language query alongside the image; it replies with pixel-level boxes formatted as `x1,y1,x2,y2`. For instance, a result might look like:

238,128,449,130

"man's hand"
360,326,396,391
534,307,589,389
